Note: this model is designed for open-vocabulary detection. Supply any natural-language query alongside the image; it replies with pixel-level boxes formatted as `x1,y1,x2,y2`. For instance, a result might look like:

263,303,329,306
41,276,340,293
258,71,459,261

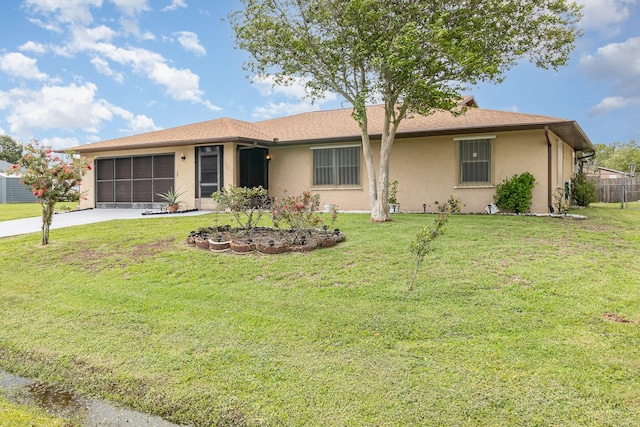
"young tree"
0,135,22,164
230,0,582,221
9,139,92,245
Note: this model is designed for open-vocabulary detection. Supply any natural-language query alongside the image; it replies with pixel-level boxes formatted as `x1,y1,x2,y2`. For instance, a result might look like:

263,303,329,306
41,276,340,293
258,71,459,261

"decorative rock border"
186,226,345,255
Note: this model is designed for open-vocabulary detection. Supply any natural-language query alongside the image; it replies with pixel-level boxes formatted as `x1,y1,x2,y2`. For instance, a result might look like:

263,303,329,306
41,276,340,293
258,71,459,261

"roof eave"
72,136,274,154
272,121,593,146
546,121,594,152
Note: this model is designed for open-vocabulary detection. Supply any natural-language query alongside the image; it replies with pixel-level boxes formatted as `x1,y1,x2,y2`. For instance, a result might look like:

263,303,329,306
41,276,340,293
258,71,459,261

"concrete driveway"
0,208,211,238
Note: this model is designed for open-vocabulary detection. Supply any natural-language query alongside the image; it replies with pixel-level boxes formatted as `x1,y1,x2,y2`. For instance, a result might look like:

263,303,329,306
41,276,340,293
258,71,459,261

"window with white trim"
459,138,492,184
312,146,360,186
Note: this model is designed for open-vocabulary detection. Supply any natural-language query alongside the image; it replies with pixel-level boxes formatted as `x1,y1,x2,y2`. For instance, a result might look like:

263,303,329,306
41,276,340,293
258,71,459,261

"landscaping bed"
186,225,345,254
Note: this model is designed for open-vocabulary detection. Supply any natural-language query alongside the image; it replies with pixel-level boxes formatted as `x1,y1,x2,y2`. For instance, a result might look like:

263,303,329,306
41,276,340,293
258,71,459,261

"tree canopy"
0,135,22,164
11,139,91,245
231,0,582,221
592,140,640,174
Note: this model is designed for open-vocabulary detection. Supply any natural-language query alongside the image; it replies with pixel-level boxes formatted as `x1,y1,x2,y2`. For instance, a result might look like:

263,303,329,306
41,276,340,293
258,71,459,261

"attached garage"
95,154,175,209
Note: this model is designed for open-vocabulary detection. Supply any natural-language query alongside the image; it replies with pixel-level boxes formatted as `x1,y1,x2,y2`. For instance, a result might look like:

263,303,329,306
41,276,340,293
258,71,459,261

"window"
312,146,360,186
459,138,492,184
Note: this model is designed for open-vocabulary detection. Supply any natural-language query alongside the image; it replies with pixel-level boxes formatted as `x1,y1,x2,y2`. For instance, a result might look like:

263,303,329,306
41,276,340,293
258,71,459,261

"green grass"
0,202,77,221
0,204,639,426
0,396,73,427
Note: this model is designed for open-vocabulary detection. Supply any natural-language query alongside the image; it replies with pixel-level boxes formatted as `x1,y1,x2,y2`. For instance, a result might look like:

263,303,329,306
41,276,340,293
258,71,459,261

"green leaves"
12,138,91,244
230,0,581,220
494,172,537,213
0,134,22,164
212,185,270,230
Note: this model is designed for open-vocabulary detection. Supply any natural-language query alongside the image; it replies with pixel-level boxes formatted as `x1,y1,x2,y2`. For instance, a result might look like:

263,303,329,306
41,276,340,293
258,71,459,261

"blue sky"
0,0,639,150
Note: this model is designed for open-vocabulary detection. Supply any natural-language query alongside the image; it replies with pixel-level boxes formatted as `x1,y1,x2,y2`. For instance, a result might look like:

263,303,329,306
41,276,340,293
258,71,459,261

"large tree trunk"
356,102,404,222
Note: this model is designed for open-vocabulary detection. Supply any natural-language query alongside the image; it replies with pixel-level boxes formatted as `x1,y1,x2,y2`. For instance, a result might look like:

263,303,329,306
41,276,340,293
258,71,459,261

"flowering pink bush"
271,190,338,245
271,190,323,231
10,139,92,245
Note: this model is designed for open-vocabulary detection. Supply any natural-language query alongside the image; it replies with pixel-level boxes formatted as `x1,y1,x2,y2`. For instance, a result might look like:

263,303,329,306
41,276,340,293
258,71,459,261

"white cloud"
0,52,50,81
118,17,155,39
253,101,323,119
22,0,217,109
125,114,160,133
108,0,149,17
581,37,640,113
589,96,640,115
580,37,640,91
87,44,219,109
576,0,634,36
46,23,218,109
0,81,160,140
251,75,338,118
0,126,6,135
19,41,48,54
174,31,206,56
162,0,187,12
26,17,63,33
24,0,102,25
41,136,81,150
107,104,160,133
90,57,124,82
252,75,310,98
0,83,113,137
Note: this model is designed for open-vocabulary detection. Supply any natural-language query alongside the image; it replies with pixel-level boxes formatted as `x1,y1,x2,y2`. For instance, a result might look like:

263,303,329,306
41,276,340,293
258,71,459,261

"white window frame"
455,135,495,186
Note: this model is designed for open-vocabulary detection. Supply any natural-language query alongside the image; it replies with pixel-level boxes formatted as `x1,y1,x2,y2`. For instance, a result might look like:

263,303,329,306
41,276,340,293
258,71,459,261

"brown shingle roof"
71,102,593,153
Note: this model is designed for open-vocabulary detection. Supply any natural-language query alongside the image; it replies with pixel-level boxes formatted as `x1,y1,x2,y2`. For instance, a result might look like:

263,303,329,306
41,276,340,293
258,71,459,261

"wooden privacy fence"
594,177,640,203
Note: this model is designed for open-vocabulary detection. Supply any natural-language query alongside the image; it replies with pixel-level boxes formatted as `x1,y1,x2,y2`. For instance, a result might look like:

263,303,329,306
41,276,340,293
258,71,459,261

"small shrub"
493,172,536,213
571,173,597,207
552,188,568,213
212,185,270,230
435,194,463,214
271,189,326,244
408,195,457,291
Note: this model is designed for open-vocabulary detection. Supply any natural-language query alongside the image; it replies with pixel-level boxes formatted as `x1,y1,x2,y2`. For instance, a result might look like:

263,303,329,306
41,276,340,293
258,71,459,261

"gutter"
544,126,553,213
576,149,595,174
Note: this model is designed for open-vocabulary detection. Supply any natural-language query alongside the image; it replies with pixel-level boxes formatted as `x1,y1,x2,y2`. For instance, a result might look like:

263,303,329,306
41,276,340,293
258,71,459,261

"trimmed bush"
493,172,536,213
571,173,597,207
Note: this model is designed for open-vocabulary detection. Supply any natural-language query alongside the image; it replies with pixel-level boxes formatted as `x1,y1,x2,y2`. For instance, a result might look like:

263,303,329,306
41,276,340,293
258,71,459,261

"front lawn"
0,202,77,221
0,205,639,426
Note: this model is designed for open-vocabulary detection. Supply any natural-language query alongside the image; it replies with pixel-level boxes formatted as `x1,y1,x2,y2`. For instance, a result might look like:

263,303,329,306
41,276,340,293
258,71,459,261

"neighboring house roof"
0,160,16,177
597,166,631,176
70,100,594,153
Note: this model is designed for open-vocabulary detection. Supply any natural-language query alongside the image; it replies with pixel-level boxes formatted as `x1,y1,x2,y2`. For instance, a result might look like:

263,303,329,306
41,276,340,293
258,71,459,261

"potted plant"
157,188,186,212
388,180,400,213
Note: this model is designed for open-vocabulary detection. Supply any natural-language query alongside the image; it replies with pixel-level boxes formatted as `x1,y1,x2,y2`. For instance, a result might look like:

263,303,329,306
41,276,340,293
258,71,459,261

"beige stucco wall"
78,129,578,214
269,129,555,213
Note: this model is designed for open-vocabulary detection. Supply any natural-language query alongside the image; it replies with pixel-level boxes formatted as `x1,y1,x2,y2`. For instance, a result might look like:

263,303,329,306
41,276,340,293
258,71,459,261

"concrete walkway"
0,209,211,238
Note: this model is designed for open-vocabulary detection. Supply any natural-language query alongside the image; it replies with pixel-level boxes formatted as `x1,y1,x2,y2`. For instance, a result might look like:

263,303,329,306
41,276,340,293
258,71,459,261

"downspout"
577,150,595,174
544,126,553,213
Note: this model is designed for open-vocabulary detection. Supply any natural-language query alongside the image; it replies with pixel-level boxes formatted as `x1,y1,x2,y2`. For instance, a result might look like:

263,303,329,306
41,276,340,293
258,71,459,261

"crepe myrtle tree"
230,0,582,221
9,139,92,245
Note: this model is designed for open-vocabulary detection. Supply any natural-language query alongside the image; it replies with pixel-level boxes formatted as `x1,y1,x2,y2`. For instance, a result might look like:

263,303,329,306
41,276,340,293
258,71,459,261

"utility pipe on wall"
544,126,553,212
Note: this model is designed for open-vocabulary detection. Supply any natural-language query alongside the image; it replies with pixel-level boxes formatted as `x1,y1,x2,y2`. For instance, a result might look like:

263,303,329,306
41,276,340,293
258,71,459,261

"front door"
197,146,223,199
239,147,269,189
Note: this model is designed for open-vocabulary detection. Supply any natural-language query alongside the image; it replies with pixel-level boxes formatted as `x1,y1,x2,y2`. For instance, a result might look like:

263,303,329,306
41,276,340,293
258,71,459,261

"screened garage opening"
96,154,175,208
